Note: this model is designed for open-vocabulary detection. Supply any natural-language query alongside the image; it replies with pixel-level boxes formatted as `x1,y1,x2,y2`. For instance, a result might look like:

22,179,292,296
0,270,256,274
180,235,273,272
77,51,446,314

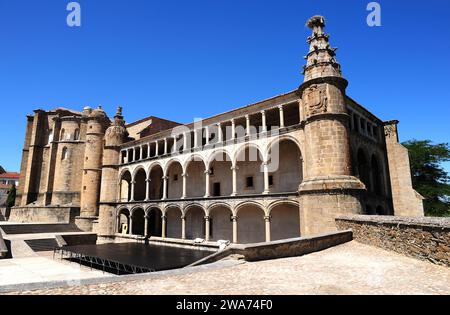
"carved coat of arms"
304,84,328,116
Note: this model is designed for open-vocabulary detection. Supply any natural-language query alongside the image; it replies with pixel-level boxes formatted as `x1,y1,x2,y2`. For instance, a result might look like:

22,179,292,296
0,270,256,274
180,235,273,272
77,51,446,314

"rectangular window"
173,174,178,181
269,175,274,186
213,182,221,197
246,176,254,188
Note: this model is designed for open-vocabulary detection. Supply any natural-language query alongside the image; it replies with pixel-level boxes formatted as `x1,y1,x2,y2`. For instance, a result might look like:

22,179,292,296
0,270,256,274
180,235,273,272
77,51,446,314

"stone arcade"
12,16,424,244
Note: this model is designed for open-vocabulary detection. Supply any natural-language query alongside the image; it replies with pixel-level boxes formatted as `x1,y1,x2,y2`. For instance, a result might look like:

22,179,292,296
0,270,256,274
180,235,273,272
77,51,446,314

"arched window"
357,149,371,191
61,147,68,160
60,129,65,141
371,155,383,196
74,128,80,140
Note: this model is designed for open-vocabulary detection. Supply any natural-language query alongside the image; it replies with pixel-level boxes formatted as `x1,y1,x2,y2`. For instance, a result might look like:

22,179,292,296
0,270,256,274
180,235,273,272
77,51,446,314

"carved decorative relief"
384,124,397,139
304,84,328,116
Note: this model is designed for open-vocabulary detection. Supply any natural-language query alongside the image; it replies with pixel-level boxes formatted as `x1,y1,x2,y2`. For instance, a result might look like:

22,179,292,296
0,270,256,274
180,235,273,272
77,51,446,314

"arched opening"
357,149,371,191
74,128,80,140
148,164,163,200
186,158,206,198
131,208,145,236
120,170,132,202
166,161,183,199
235,146,264,195
147,208,163,237
209,205,233,241
185,206,206,240
237,204,265,244
117,208,130,234
208,151,232,197
270,203,300,241
166,206,182,238
268,139,303,193
133,168,147,201
61,147,68,160
371,155,383,196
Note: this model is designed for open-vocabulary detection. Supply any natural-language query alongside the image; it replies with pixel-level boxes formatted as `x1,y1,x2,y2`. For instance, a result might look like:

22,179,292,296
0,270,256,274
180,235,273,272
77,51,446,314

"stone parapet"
336,215,450,266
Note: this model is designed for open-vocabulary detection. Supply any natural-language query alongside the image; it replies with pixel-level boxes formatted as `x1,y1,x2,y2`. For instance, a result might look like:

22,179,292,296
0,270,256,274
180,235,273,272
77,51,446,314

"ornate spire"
303,15,342,82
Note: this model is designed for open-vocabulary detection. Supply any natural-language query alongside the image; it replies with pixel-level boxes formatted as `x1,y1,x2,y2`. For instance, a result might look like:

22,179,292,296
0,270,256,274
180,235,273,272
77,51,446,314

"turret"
77,106,109,231
97,106,128,236
298,16,365,235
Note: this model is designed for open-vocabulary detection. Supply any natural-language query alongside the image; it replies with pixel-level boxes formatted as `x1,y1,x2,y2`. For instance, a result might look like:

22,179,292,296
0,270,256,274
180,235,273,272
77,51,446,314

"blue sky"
0,0,449,173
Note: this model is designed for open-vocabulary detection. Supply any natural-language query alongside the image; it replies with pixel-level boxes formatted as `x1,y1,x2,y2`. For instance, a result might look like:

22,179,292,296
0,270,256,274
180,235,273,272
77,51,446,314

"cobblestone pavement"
3,241,450,295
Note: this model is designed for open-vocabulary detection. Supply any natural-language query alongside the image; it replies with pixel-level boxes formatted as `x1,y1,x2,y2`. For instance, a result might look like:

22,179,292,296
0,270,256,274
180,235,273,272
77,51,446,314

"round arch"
165,159,184,199
209,203,233,242
185,155,207,198
236,202,266,244
269,201,301,241
131,207,145,236
165,205,183,238
119,169,132,202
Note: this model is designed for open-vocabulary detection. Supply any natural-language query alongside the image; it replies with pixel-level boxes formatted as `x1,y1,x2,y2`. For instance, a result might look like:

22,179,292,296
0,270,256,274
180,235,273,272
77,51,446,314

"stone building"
12,16,423,243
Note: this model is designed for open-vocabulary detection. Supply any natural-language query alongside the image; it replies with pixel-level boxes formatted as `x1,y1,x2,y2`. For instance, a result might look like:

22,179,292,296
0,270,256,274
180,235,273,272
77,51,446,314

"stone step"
0,224,81,235
24,238,59,252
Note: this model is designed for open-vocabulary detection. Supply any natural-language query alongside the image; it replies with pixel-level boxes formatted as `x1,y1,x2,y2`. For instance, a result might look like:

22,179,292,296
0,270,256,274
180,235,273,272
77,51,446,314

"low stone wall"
336,215,450,267
0,207,9,221
8,206,80,224
0,232,7,259
190,230,353,266
55,233,98,247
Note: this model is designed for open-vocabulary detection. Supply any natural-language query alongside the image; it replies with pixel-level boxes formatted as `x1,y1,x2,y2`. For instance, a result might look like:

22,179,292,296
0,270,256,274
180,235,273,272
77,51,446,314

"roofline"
126,115,181,129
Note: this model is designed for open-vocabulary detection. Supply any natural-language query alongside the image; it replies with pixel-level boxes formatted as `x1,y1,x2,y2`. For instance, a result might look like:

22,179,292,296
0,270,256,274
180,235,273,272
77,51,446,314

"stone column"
144,215,149,237
261,110,267,133
232,216,238,244
162,176,168,200
145,178,150,201
231,119,236,140
172,136,177,153
204,170,210,198
129,214,133,235
264,215,271,242
183,132,188,151
130,180,136,201
140,145,143,160
181,215,186,239
278,105,285,128
205,126,210,146
194,130,199,148
164,138,168,155
115,215,120,234
231,166,238,196
217,123,223,143
155,141,159,156
147,143,151,158
245,115,251,136
133,147,136,162
205,216,210,241
182,173,187,199
263,162,270,194
161,215,167,238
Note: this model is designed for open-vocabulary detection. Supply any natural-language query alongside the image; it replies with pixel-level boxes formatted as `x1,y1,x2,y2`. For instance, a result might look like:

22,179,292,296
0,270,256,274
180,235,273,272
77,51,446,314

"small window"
210,167,215,176
61,147,68,160
74,128,80,140
246,176,254,188
60,129,65,141
83,186,87,191
269,175,274,186
213,182,221,197
173,174,178,181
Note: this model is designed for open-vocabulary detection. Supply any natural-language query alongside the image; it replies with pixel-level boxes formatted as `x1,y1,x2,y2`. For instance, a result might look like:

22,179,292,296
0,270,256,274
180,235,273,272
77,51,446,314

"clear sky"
0,0,449,173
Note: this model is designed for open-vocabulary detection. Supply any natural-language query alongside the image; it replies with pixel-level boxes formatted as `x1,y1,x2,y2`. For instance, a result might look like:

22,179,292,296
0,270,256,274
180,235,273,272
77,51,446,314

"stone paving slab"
2,241,450,295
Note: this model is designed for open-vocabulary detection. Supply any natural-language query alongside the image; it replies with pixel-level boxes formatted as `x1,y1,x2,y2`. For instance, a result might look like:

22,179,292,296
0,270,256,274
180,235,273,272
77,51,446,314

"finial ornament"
116,106,123,117
307,15,326,29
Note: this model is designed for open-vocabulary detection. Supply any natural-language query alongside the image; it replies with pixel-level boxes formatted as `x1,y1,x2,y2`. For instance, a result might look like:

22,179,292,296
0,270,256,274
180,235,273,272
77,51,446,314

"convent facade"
12,16,424,244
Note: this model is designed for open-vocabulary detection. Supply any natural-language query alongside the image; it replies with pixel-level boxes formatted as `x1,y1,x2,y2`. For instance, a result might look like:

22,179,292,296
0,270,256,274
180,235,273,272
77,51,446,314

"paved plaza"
2,241,449,295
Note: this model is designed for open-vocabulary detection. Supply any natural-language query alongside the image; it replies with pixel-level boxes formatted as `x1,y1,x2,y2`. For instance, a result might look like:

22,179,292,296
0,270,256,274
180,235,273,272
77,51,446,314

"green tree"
403,140,450,217
6,183,16,208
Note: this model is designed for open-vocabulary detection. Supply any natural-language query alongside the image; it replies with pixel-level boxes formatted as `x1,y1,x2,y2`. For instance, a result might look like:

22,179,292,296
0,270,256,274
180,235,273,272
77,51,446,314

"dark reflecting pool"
59,242,213,274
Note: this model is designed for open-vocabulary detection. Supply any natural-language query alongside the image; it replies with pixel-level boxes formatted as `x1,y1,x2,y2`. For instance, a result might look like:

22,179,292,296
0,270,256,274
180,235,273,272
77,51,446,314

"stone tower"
96,107,128,237
298,16,365,235
77,106,109,231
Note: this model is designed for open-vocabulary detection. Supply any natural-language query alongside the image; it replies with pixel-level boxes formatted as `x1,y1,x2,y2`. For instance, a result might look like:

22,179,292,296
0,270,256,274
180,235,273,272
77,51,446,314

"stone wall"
336,215,450,266
190,230,353,266
0,232,7,259
8,206,80,224
55,233,98,247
